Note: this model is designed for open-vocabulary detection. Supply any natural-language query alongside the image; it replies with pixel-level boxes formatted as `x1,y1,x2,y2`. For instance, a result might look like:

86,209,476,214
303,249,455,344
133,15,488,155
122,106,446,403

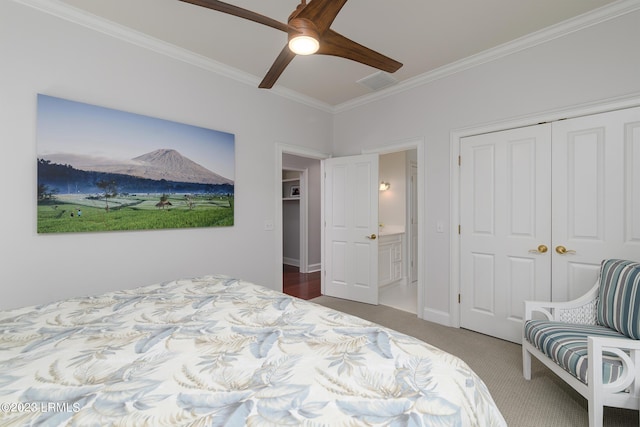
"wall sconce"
379,181,390,191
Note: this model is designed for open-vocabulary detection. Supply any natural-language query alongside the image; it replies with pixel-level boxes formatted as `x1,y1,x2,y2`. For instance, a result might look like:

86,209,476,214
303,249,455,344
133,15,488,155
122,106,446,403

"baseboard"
284,259,322,272
283,257,299,267
308,263,321,272
422,307,451,327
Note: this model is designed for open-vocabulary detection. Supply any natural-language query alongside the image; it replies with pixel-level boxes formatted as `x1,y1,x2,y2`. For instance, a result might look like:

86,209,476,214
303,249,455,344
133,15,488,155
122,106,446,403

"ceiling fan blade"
317,29,402,73
179,0,290,33
295,0,348,34
259,46,297,88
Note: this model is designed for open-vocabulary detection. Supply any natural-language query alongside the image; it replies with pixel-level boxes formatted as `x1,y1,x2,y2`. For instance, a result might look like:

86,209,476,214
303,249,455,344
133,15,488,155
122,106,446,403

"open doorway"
362,138,424,318
275,141,424,318
275,144,330,299
280,151,324,300
378,149,418,314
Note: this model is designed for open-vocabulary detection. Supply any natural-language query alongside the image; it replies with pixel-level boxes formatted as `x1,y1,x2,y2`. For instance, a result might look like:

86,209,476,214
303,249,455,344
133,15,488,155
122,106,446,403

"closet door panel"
460,124,551,343
551,106,640,301
459,106,640,343
627,122,640,243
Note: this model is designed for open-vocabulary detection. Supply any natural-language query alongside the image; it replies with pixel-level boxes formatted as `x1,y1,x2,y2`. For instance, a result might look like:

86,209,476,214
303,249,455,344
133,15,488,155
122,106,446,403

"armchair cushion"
524,320,626,384
597,259,640,339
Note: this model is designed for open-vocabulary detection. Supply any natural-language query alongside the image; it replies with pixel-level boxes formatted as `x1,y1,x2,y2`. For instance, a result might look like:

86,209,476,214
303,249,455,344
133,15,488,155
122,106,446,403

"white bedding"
0,275,506,426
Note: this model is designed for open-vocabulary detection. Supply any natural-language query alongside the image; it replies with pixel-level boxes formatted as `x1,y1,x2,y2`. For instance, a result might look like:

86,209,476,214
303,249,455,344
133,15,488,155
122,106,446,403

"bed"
0,275,506,426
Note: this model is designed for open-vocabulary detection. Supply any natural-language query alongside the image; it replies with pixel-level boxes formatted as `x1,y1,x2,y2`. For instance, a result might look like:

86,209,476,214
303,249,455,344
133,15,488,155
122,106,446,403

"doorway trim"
449,93,640,328
275,143,330,293
363,137,426,319
282,167,308,272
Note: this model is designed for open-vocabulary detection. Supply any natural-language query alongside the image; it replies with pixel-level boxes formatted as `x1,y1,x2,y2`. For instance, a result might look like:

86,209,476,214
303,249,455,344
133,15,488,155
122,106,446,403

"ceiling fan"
178,0,403,88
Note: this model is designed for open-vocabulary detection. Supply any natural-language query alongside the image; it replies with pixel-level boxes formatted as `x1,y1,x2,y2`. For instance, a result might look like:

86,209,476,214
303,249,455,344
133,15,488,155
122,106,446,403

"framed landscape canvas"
36,94,235,233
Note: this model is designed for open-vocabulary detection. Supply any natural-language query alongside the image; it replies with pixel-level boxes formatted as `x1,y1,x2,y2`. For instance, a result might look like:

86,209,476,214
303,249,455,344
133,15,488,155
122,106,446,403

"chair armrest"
524,300,557,321
524,281,600,323
588,336,640,395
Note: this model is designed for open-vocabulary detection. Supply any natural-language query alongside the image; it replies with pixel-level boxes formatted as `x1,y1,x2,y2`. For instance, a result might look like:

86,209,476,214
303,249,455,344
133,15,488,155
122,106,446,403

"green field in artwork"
37,194,233,233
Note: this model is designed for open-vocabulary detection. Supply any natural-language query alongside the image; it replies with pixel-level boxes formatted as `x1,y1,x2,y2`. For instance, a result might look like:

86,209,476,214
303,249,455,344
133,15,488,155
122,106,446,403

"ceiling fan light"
288,35,319,55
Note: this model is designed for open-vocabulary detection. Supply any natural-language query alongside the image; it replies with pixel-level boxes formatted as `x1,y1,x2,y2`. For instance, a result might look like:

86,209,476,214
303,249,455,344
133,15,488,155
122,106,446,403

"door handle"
528,244,548,254
366,234,377,240
555,245,576,255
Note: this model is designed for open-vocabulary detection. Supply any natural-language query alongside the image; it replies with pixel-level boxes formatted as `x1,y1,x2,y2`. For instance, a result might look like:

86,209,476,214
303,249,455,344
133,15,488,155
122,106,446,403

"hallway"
282,264,321,300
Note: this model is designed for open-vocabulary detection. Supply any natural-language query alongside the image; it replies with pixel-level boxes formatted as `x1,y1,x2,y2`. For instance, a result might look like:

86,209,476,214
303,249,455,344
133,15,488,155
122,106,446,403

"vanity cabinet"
378,233,403,286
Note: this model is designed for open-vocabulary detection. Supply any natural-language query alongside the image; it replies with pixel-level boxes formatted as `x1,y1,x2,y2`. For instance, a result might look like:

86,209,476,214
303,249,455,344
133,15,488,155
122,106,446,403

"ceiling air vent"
357,71,398,92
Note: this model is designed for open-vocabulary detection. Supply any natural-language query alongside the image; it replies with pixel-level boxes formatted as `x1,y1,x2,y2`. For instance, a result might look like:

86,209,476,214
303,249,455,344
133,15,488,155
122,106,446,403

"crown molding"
333,0,640,113
11,0,334,113
12,0,640,115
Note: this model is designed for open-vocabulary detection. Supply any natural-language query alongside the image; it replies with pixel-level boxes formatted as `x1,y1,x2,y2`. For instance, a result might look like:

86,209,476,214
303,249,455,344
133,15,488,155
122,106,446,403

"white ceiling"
56,0,622,107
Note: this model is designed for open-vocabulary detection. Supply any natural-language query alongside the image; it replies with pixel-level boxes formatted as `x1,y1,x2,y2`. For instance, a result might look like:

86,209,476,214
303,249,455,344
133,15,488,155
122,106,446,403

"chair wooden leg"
588,338,604,427
523,345,532,380
587,399,603,427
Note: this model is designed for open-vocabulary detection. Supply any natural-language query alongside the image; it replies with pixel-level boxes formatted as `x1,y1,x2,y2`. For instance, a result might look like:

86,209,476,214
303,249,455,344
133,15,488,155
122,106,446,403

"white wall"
0,1,332,309
3,2,640,319
333,10,640,323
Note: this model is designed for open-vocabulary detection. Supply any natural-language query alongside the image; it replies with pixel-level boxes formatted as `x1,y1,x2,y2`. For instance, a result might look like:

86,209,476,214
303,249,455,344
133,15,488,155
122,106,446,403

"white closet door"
551,106,640,301
460,124,552,342
459,106,640,343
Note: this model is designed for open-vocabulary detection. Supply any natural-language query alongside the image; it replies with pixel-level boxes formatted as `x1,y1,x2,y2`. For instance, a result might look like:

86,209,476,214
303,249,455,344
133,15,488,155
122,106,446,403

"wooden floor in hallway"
283,264,321,300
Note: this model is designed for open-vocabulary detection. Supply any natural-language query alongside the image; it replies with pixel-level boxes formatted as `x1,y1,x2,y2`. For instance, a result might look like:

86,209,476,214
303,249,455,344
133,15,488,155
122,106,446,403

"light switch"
264,220,274,231
436,221,444,233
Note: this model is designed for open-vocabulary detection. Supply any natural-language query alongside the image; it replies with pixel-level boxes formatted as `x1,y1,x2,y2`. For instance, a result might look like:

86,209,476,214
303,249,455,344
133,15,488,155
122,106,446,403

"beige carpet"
311,296,638,427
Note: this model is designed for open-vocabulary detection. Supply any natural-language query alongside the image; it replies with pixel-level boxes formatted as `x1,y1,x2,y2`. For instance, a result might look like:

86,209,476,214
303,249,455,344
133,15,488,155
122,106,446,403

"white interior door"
460,124,552,343
324,154,379,304
551,106,640,300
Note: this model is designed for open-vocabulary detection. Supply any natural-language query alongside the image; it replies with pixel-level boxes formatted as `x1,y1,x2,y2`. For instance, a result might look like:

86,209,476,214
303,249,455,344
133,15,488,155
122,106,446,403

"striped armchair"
523,259,640,427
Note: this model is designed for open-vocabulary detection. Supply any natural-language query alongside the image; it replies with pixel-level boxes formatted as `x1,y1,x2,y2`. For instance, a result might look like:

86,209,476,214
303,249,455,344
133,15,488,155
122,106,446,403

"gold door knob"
366,234,377,240
555,245,576,255
529,244,548,254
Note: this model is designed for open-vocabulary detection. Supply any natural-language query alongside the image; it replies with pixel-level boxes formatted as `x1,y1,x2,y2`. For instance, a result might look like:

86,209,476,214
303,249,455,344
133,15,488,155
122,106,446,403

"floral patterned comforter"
0,275,506,426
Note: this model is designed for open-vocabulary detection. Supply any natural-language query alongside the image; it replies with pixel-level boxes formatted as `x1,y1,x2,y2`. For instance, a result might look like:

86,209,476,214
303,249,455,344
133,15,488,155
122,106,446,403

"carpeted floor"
311,295,638,427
